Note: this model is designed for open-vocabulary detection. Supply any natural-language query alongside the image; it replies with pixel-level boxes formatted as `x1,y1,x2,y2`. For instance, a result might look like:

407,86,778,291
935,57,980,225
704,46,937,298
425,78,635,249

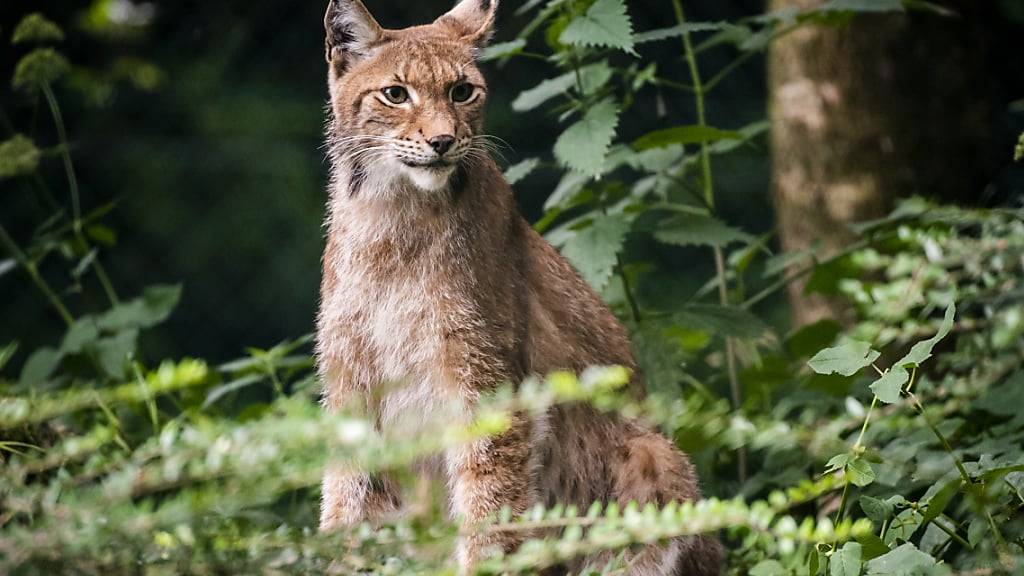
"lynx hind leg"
320,467,401,531
592,431,721,576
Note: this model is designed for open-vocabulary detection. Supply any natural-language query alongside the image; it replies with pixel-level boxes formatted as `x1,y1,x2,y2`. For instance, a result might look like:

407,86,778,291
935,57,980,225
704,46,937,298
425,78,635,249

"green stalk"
0,223,73,326
672,0,744,479
41,81,119,306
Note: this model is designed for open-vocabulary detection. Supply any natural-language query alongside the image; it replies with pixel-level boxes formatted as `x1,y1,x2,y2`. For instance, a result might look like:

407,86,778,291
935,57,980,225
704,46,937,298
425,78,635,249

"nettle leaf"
0,134,41,180
860,495,894,524
865,543,948,576
830,541,862,576
653,213,753,248
98,285,183,332
847,458,876,487
675,304,769,339
554,98,619,176
512,62,611,112
12,48,69,91
559,0,635,54
504,157,540,185
869,366,909,404
12,13,65,44
560,212,630,291
634,21,728,44
634,125,741,150
808,340,880,376
479,39,527,61
895,301,955,368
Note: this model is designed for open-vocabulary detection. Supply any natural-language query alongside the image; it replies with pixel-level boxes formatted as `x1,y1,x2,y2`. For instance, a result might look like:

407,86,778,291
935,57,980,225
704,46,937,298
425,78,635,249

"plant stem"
41,81,119,306
672,0,745,481
0,223,73,326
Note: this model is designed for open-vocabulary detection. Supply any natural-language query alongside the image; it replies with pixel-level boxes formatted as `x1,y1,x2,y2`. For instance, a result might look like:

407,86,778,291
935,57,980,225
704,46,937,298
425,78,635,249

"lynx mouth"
401,159,452,170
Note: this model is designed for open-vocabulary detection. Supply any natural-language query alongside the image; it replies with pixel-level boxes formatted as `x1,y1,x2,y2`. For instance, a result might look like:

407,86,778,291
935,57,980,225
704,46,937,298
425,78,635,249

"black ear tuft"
324,0,385,67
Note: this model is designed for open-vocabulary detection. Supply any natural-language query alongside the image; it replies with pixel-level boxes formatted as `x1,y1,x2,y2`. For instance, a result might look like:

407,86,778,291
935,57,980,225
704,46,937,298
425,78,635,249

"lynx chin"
314,0,723,573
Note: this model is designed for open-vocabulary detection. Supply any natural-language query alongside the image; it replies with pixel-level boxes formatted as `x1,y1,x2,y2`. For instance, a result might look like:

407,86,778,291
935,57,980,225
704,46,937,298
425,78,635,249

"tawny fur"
315,1,723,573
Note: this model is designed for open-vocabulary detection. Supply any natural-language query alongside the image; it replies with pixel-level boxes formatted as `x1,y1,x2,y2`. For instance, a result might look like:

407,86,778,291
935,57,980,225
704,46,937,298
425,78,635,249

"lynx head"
324,0,498,195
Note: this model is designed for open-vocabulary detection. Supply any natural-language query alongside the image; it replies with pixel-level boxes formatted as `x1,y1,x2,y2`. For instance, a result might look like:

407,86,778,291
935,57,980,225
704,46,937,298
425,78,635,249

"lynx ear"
436,0,499,48
324,0,385,68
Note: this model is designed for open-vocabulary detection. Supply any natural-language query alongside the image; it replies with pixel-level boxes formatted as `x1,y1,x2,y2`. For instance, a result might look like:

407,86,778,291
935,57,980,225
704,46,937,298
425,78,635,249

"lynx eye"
450,82,475,103
382,86,409,104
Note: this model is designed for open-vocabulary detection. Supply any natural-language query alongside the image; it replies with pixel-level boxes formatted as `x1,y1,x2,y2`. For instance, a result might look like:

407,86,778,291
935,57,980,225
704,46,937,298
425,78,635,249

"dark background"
2,0,1022,365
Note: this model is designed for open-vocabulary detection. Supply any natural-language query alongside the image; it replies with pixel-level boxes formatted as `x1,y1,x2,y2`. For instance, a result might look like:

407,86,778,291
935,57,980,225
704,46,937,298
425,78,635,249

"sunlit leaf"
12,48,69,91
0,134,41,180
808,340,880,376
12,13,64,44
559,0,635,54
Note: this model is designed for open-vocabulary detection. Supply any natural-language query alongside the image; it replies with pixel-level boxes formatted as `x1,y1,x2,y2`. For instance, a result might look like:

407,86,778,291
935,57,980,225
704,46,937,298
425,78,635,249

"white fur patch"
400,163,457,192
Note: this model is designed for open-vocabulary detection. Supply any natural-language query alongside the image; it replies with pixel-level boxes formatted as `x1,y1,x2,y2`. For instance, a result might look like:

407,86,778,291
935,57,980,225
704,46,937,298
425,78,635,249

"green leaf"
504,158,540,185
12,13,65,44
855,533,890,561
847,458,876,487
817,0,904,13
634,21,728,44
94,329,139,379
675,304,770,339
808,340,880,376
830,541,862,576
560,212,630,291
0,134,41,180
653,213,753,248
18,346,61,388
0,341,18,373
859,495,894,524
634,125,741,150
554,98,619,176
865,543,948,576
559,0,635,54
12,48,69,91
61,318,101,354
921,478,960,523
511,62,612,112
894,302,955,368
869,366,909,404
98,285,183,331
479,39,527,61
1015,132,1024,163
750,560,787,576
826,452,853,473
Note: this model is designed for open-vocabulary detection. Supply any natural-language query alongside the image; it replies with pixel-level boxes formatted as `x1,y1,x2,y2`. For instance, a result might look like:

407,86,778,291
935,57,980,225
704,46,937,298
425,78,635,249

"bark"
767,1,995,327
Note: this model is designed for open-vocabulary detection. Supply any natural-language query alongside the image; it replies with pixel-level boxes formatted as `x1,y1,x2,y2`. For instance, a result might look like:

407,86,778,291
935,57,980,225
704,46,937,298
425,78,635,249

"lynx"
315,0,723,573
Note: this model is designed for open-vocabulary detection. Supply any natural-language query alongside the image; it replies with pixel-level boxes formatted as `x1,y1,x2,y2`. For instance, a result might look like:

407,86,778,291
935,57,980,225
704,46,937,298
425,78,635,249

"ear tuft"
436,0,499,48
324,0,385,67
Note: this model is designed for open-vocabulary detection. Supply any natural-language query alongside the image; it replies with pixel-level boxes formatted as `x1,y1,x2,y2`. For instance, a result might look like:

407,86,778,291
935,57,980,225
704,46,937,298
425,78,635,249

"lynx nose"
427,135,455,155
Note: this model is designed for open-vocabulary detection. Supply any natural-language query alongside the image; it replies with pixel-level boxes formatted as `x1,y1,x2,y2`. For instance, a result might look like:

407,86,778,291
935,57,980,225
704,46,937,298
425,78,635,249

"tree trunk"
767,1,995,327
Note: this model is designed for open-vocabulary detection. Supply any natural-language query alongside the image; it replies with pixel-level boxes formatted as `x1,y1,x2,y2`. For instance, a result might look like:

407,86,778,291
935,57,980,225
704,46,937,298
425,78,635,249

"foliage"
2,4,1023,576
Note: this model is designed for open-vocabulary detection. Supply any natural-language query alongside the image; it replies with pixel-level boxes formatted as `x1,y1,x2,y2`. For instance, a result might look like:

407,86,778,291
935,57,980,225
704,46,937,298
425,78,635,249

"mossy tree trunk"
767,0,995,326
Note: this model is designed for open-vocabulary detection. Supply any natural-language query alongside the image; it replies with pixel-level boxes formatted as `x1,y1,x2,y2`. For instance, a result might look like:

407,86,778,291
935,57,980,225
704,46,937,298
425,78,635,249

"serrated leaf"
554,98,619,176
869,366,909,404
847,458,876,487
895,301,955,368
560,213,630,291
675,304,769,339
12,48,69,91
0,134,41,180
634,125,741,150
860,495,894,524
634,21,728,44
831,541,862,576
12,13,65,44
559,0,635,53
866,543,948,575
653,213,753,248
504,158,540,185
921,478,960,522
808,340,880,376
479,39,527,61
512,62,612,112
856,533,890,561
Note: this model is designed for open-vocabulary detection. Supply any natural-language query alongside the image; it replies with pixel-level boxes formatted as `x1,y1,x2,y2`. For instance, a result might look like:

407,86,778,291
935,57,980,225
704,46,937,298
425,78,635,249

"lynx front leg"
446,413,536,571
320,467,401,531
